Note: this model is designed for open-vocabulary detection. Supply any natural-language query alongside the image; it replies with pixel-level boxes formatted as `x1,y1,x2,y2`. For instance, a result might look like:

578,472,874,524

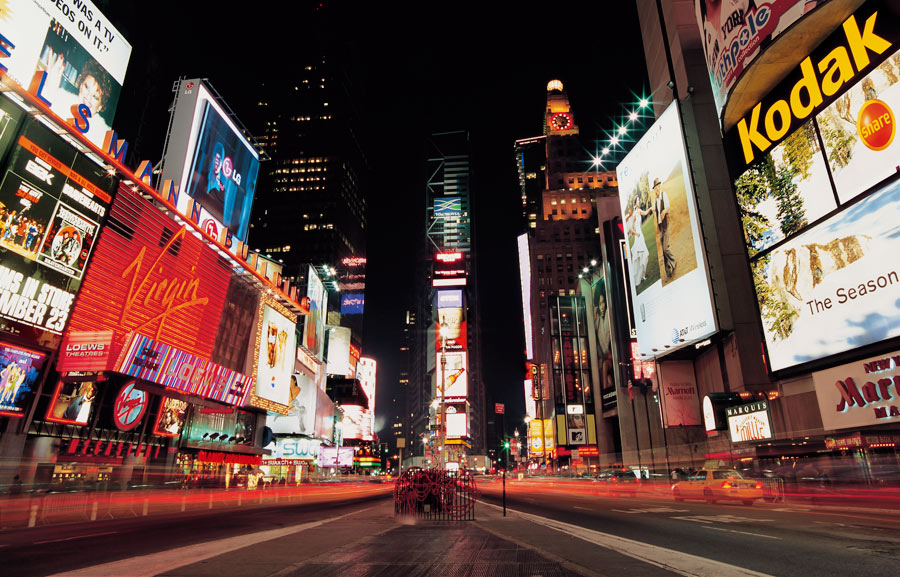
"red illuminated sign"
113,381,148,431
65,184,231,366
197,450,261,465
495,403,505,414
435,252,462,263
66,438,162,460
341,257,367,267
57,331,113,372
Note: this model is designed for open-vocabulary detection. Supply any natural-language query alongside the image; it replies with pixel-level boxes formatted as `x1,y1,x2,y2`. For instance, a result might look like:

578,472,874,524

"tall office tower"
514,135,546,230
517,81,619,468
246,57,368,316
421,130,486,459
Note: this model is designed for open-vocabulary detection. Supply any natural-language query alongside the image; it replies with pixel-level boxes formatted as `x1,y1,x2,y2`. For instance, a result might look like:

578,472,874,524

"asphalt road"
0,486,393,577
479,477,900,577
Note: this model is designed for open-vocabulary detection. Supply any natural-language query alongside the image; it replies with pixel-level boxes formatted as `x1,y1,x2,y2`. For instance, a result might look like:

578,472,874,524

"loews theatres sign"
730,3,900,166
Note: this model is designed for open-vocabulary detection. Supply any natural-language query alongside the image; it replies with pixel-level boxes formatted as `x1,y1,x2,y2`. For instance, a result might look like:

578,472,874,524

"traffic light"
503,440,510,450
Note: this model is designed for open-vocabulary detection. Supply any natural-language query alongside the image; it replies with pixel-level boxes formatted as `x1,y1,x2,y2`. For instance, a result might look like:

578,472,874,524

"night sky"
100,1,649,439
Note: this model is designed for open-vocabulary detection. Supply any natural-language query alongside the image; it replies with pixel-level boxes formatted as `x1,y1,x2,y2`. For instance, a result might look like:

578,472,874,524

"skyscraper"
415,130,487,460
517,81,619,469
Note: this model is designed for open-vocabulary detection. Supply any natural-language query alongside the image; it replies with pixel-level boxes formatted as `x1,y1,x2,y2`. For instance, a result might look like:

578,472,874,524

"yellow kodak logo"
738,11,892,164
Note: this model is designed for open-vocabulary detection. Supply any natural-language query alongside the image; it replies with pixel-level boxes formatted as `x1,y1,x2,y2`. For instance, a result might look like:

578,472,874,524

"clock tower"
544,79,578,136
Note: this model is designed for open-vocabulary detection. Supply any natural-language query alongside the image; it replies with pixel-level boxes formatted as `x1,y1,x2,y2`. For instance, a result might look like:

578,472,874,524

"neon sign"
113,381,147,431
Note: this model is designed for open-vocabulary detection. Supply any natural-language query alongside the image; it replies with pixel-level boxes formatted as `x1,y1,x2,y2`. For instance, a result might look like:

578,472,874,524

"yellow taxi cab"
672,468,763,506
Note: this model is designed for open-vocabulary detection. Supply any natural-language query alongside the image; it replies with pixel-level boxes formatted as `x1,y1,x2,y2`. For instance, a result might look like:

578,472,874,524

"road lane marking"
480,501,776,577
45,506,378,577
673,515,774,524
702,526,780,540
611,507,690,514
574,506,593,511
34,531,119,545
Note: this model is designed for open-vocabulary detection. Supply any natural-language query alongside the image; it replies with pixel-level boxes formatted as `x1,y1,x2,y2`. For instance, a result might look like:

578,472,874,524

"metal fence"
761,477,785,503
393,467,480,521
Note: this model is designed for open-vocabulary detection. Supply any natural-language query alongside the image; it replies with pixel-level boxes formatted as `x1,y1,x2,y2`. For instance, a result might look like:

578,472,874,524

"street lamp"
438,326,450,469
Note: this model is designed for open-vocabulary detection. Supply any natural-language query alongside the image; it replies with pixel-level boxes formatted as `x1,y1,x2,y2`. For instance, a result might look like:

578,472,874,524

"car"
672,468,763,505
594,468,640,496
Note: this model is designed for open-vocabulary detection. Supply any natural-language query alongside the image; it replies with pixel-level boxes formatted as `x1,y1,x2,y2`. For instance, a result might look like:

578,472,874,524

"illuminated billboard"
581,270,615,412
326,326,352,377
249,299,297,414
0,342,48,417
812,350,900,431
340,293,364,315
528,419,555,456
434,196,462,219
266,371,317,435
694,0,815,120
319,446,354,468
517,233,534,360
153,397,188,438
302,266,326,358
0,104,116,343
46,378,99,425
524,379,536,419
0,0,131,147
726,400,774,443
616,101,718,359
658,361,701,428
160,80,259,252
727,6,900,371
436,351,467,399
65,183,232,367
266,437,322,462
446,409,467,438
435,289,466,352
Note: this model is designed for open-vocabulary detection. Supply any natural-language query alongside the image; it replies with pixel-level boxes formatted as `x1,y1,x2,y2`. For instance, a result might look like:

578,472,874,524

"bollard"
91,501,98,521
208,494,214,509
181,495,186,512
143,499,149,516
28,504,38,528
238,494,242,507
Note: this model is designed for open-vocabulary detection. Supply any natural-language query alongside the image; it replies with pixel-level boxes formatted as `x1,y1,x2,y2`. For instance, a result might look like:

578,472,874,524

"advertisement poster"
252,302,297,411
734,119,837,257
267,371,317,435
436,289,466,352
436,350,467,399
318,446,354,468
0,342,47,416
818,46,900,203
581,271,615,412
302,266,326,358
153,397,188,438
812,350,900,431
753,177,900,371
658,361,702,427
0,0,131,147
694,0,815,118
0,120,114,341
325,326,352,377
46,379,99,425
446,410,467,438
617,102,717,359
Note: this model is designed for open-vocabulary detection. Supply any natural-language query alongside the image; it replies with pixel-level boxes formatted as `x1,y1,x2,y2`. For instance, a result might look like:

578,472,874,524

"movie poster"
46,379,100,425
0,342,47,416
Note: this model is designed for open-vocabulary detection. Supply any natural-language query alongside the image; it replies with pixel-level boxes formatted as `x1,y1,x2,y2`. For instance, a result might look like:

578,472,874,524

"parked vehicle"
672,468,762,505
